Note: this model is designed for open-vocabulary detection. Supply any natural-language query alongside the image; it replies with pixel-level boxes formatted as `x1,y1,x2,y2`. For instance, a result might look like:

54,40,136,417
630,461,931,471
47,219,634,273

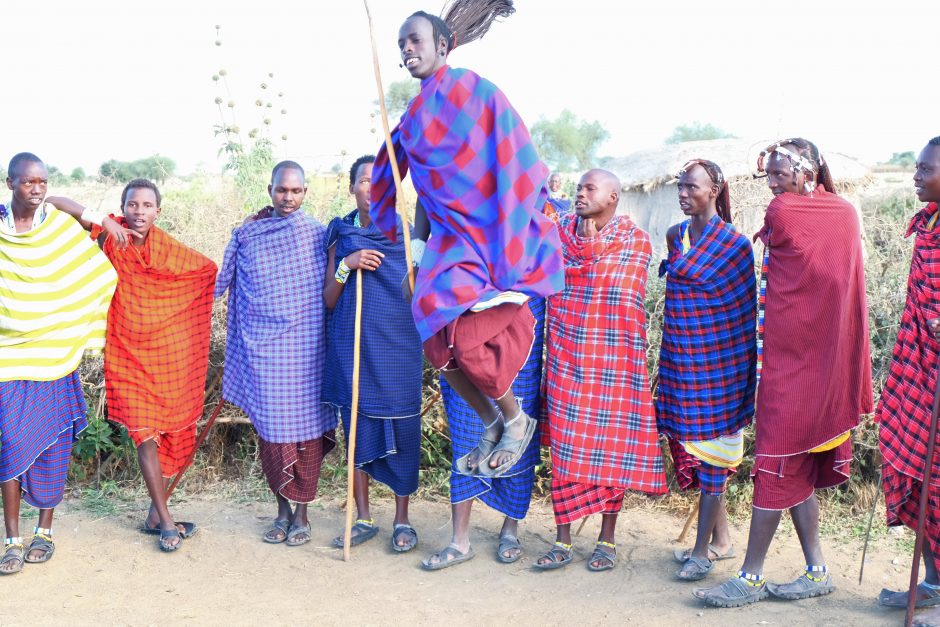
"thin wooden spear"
344,269,365,562
905,362,940,626
363,0,415,292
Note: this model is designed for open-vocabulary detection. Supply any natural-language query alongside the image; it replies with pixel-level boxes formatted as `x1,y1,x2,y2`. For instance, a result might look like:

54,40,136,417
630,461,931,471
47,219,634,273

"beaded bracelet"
335,258,352,284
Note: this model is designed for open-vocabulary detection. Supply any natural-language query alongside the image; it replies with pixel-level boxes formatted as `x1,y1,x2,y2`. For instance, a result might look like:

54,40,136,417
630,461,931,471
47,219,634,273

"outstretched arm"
45,196,139,248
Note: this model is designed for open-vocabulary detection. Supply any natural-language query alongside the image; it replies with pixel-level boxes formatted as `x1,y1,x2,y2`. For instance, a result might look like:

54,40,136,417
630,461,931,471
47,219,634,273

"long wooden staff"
166,368,226,499
364,0,415,292
344,269,365,561
905,364,940,626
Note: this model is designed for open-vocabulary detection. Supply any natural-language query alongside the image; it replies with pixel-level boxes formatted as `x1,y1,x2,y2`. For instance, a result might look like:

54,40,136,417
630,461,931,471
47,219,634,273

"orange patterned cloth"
97,219,216,441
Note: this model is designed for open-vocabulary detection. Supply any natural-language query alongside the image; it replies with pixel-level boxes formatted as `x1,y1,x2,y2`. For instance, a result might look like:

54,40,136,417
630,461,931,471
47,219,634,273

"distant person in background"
0,152,117,574
84,179,216,553
656,160,756,582
215,161,336,548
547,172,572,215
323,155,423,553
876,135,940,617
536,169,666,572
694,138,872,607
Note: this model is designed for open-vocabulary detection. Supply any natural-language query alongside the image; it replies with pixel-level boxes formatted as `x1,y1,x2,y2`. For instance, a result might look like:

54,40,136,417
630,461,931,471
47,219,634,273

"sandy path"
0,495,926,626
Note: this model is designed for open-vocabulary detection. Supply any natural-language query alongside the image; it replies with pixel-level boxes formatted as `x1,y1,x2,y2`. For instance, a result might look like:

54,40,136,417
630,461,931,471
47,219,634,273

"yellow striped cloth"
0,208,117,381
683,429,744,469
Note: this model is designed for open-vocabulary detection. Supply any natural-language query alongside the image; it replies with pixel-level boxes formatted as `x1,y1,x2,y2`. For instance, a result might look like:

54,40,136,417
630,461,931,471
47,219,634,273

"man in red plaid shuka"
876,136,940,614
536,169,666,573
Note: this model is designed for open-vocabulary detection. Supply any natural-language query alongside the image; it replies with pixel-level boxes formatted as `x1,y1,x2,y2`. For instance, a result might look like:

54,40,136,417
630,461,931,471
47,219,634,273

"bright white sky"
4,0,937,177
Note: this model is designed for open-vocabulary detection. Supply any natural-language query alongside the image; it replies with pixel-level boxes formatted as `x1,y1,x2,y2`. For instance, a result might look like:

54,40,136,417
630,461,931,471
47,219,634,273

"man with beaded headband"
369,0,564,569
694,138,872,607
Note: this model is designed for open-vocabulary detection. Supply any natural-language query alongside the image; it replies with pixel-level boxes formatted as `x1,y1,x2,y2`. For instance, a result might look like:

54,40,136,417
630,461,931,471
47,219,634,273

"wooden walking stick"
344,269,365,562
363,0,415,292
905,362,940,626
677,500,701,544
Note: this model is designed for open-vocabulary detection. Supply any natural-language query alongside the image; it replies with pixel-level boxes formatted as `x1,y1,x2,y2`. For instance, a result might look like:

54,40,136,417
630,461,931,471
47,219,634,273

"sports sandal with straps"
477,412,537,478
24,529,55,564
587,541,617,572
332,519,380,548
534,542,573,570
0,540,25,575
454,417,502,476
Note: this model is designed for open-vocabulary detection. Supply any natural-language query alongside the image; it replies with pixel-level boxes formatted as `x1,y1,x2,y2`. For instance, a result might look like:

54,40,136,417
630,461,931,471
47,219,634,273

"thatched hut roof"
604,138,871,192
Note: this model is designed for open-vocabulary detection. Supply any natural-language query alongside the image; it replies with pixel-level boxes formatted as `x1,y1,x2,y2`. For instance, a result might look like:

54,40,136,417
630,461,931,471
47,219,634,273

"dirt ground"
0,494,931,626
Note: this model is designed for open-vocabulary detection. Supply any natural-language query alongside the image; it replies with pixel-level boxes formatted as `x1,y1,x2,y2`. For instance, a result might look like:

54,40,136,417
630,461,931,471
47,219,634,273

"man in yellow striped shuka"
0,153,119,575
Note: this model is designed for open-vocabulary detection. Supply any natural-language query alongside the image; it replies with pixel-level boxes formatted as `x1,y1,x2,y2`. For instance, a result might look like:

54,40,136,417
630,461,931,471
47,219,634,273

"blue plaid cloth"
215,211,336,443
322,210,422,417
338,407,420,497
657,217,757,441
0,370,87,508
443,297,545,519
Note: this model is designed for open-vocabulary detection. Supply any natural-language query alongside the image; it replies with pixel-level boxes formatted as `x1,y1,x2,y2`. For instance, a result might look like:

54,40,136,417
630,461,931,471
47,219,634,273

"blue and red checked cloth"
215,211,336,444
369,65,563,341
656,216,757,442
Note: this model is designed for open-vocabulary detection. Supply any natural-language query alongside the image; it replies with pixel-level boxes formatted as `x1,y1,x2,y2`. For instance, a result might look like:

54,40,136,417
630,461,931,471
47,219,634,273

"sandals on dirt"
286,522,312,547
496,534,523,564
263,519,290,544
0,541,25,575
454,418,501,476
879,581,940,608
391,524,418,553
159,528,182,553
587,541,617,572
143,521,198,539
24,530,55,564
332,519,380,548
421,544,475,571
676,555,714,581
477,412,537,478
673,543,735,564
693,576,768,608
766,569,836,600
534,542,573,571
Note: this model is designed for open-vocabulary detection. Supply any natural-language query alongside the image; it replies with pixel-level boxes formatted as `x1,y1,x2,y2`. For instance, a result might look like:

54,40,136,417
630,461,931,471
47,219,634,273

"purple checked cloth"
215,211,336,443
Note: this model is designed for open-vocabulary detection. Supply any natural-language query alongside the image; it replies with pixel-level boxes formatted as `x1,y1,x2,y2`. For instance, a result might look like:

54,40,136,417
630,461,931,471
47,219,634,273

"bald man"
536,169,667,572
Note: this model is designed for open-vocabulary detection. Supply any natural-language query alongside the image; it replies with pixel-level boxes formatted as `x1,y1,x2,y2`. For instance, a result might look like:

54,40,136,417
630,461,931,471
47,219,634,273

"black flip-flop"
142,521,198,539
159,529,182,553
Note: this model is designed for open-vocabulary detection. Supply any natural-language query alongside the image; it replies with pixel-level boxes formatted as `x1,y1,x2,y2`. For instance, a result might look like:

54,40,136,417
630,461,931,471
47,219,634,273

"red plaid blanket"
544,214,666,494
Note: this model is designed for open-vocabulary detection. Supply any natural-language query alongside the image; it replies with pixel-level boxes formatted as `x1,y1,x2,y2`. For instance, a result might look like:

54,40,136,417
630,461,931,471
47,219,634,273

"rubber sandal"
673,543,735,564
879,582,940,609
332,519,380,548
263,519,290,544
496,534,523,564
0,543,25,575
391,524,418,553
286,522,312,547
421,544,475,571
767,571,836,600
142,521,198,539
533,542,573,570
159,528,182,553
24,533,55,564
693,576,768,608
677,555,714,581
477,413,537,478
587,541,617,572
454,417,501,476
